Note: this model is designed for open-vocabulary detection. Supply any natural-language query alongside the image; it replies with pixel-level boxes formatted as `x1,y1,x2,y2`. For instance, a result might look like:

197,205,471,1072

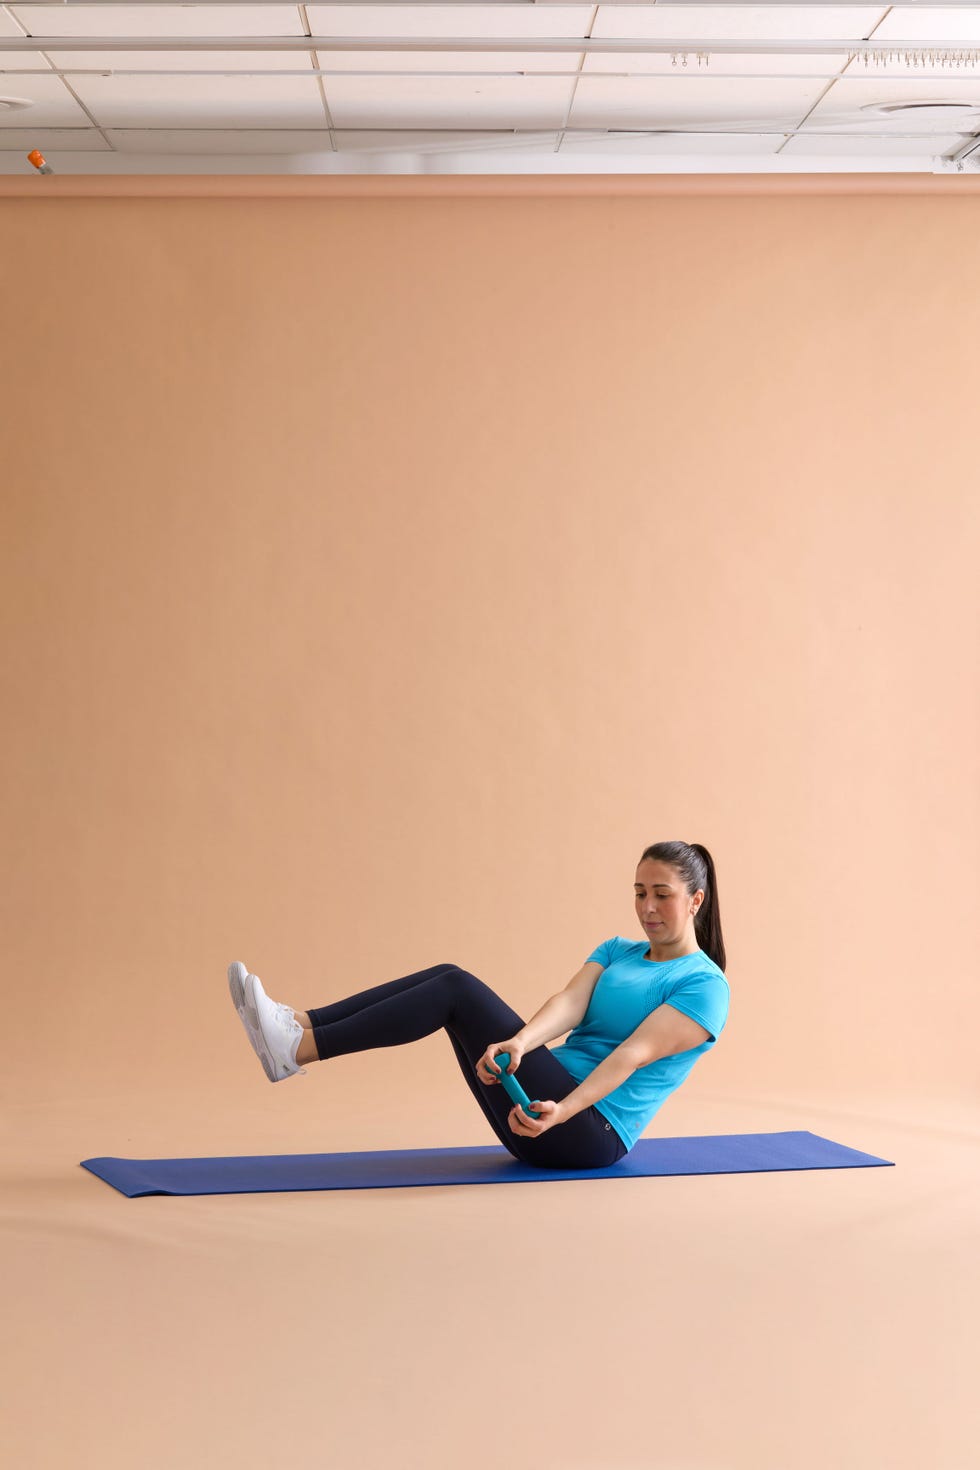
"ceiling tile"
569,72,829,129
106,126,335,152
0,72,90,124
70,73,327,128
47,48,316,73
0,125,109,150
874,5,980,42
593,5,886,41
306,5,595,39
7,4,309,37
321,73,575,128
313,47,575,74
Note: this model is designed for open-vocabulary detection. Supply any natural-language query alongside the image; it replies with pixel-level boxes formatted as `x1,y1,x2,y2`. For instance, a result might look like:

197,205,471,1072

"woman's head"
635,841,726,973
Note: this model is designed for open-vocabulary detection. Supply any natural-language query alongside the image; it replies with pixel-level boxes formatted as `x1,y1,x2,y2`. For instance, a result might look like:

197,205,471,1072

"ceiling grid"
1,1,979,174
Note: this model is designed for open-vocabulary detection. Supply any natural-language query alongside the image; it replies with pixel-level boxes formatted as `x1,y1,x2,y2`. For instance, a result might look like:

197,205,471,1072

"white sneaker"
228,961,264,1065
227,961,307,1082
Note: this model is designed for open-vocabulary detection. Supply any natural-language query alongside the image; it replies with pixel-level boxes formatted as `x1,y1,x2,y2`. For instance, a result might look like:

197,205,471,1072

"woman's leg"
305,963,456,1032
306,964,627,1170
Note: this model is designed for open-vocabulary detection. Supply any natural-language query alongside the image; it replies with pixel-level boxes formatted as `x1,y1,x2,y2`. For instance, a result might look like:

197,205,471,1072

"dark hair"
637,841,726,974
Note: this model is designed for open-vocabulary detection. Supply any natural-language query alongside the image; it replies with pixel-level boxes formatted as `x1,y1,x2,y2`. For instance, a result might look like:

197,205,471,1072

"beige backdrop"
3,177,978,1470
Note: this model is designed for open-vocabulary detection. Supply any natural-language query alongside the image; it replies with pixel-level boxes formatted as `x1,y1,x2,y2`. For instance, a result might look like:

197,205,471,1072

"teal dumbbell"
490,1053,541,1119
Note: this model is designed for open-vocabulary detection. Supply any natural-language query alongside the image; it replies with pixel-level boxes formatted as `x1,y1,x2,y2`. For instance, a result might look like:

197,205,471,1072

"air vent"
861,100,980,124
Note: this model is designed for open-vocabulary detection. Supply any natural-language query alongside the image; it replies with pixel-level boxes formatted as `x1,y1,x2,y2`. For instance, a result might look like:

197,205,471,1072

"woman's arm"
514,991,584,1050
558,1044,640,1121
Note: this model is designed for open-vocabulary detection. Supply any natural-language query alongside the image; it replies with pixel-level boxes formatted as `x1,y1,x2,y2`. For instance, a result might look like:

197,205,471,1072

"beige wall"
4,176,980,1470
4,178,978,1117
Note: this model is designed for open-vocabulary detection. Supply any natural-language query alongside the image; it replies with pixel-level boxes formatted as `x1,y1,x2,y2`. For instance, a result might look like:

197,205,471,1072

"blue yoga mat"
80,1130,894,1197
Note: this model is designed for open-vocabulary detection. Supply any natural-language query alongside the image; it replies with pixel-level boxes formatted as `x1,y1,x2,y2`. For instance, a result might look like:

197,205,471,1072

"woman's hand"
508,1099,567,1138
476,1037,527,1083
476,1040,568,1137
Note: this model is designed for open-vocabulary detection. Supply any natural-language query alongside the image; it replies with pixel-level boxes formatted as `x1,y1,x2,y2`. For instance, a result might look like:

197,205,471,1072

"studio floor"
4,1063,978,1470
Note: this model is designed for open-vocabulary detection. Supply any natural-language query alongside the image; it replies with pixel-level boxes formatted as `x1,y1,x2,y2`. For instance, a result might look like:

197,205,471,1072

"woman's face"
634,860,701,942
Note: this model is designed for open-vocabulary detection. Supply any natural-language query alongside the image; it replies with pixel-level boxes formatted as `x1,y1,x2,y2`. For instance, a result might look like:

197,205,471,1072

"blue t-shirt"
550,936,730,1153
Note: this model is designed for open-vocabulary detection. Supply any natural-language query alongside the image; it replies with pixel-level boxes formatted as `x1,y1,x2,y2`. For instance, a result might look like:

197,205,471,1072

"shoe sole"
227,962,278,1082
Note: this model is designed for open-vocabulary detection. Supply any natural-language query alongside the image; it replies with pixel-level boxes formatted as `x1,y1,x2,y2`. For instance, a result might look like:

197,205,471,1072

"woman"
228,840,730,1171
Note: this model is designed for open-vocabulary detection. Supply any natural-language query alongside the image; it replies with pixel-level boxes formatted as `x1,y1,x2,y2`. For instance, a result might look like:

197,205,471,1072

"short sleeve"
663,970,730,1043
585,936,622,968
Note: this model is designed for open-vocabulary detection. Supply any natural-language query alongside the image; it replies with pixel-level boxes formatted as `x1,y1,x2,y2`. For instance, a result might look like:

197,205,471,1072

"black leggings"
306,963,629,1171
